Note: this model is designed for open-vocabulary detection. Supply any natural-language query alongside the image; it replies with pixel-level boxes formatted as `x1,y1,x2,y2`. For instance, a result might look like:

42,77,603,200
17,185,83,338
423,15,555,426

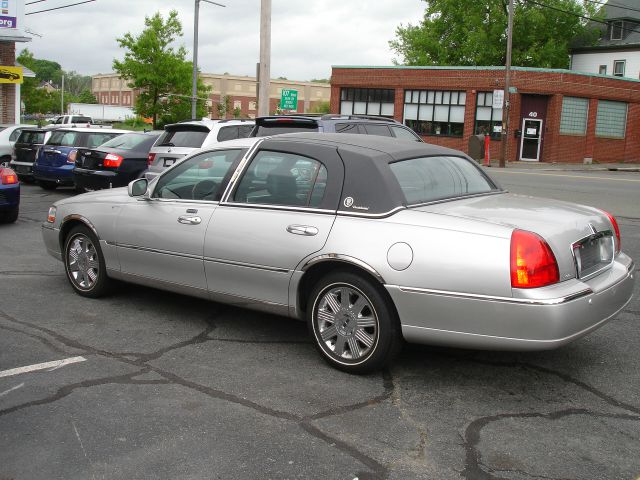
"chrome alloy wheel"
66,234,100,290
315,284,379,362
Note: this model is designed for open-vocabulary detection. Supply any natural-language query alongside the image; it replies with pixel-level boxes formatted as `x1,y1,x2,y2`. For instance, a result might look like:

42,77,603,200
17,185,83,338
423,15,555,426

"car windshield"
156,128,208,148
100,133,155,150
389,156,498,205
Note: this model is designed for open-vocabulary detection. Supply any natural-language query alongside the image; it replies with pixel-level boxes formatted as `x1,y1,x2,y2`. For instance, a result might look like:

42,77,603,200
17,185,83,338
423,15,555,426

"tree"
216,95,231,118
113,10,209,129
389,0,601,69
77,89,98,104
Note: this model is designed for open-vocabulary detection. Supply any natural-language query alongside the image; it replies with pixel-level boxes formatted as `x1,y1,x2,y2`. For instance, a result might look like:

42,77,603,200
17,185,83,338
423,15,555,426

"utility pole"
499,0,514,168
61,74,65,114
258,0,271,116
192,0,226,120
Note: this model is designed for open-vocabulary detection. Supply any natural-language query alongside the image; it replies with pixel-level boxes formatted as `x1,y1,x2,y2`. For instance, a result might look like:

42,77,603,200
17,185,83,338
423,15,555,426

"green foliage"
310,78,330,83
232,106,242,118
77,89,98,104
113,10,210,129
216,95,231,118
389,0,602,68
309,100,330,114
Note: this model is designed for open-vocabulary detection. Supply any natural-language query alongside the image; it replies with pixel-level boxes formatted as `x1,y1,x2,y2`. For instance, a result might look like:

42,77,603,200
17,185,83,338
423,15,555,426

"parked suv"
145,119,254,180
9,128,48,182
250,114,423,141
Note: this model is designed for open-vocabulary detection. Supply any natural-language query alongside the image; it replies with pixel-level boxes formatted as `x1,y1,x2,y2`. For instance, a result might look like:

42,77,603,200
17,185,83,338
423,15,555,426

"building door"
519,118,543,161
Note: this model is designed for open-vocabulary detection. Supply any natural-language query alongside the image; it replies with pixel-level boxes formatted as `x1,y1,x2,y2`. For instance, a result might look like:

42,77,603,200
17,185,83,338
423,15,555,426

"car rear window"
72,116,92,123
100,133,156,150
17,130,45,144
390,156,497,205
217,126,239,142
48,130,79,147
86,133,122,148
252,119,319,137
157,128,209,148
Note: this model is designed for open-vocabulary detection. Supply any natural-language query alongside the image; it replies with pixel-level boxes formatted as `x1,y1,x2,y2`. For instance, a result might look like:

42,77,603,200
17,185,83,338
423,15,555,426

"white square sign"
492,89,504,109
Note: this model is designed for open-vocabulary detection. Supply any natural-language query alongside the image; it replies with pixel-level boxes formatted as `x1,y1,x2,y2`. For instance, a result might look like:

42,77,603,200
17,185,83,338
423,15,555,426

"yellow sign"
0,66,23,84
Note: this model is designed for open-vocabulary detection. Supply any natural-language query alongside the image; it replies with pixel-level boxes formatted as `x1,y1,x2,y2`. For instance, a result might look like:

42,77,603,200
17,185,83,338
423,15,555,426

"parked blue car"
0,166,19,223
33,127,127,190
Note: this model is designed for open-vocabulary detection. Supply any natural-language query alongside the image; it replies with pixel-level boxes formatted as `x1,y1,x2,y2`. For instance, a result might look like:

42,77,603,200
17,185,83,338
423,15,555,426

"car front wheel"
307,271,403,374
63,225,111,297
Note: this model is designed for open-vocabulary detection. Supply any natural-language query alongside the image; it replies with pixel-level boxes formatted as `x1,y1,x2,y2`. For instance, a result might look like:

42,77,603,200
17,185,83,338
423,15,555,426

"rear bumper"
74,168,130,190
0,184,20,209
33,164,74,185
388,255,635,350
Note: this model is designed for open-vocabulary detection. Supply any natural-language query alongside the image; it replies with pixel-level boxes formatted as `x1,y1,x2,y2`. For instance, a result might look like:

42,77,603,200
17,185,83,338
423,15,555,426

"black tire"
19,176,35,184
39,180,57,191
0,206,18,223
74,184,86,194
63,225,111,298
307,270,403,374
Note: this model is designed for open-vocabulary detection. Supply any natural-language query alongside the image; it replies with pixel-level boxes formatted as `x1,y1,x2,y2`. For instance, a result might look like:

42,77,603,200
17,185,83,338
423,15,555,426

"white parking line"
0,356,86,379
0,383,24,397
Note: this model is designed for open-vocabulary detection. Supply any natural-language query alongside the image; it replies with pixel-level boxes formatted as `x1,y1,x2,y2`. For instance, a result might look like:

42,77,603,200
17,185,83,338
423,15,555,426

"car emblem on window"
343,197,354,208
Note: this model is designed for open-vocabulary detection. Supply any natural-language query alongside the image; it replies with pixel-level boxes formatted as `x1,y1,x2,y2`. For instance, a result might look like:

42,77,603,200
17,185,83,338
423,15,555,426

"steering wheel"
192,179,218,201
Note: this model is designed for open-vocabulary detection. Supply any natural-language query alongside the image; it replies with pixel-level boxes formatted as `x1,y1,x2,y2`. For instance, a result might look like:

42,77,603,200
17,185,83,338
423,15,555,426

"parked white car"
0,124,36,164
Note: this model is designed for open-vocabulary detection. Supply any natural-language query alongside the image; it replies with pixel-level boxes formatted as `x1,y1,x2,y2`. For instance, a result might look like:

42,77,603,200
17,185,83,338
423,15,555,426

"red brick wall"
331,67,640,163
0,42,16,123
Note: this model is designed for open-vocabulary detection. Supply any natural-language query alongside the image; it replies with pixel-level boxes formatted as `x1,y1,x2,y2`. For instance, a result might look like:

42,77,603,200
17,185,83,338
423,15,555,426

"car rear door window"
233,151,327,207
391,126,422,142
154,149,246,201
335,123,360,134
217,126,238,142
48,130,78,147
86,133,122,148
157,128,209,148
362,124,392,137
238,125,253,138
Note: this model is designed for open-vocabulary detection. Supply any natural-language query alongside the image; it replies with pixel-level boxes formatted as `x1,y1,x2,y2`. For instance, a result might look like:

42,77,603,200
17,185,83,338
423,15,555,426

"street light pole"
258,0,271,117
499,0,514,168
192,0,225,120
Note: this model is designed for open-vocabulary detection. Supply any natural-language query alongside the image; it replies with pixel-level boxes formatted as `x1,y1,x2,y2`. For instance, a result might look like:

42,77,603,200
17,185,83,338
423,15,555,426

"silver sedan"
42,133,635,373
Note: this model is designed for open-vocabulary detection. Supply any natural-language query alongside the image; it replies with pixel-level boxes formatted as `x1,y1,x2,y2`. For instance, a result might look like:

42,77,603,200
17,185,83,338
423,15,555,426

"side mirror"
128,178,148,197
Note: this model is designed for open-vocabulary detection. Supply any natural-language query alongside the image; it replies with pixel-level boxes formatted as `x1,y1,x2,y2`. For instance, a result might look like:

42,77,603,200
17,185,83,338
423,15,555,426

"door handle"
286,224,318,236
177,215,202,225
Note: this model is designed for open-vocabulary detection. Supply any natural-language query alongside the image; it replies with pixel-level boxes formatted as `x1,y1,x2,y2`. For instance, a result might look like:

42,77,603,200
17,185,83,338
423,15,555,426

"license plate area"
572,231,615,280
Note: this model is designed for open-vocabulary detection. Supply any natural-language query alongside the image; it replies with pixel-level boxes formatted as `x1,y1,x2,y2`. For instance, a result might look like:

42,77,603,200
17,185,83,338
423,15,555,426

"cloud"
23,0,425,81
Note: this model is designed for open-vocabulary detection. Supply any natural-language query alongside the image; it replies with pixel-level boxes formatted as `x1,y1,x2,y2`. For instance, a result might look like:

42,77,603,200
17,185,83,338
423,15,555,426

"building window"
340,88,395,117
234,84,242,91
599,65,607,75
559,97,589,135
613,60,625,77
595,100,627,138
474,91,501,138
249,101,256,111
233,100,242,110
403,90,465,137
610,21,623,40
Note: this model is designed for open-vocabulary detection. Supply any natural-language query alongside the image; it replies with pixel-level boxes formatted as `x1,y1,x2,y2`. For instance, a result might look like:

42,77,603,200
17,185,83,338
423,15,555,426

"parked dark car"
73,131,162,191
250,114,423,142
0,167,19,223
32,127,127,190
9,128,48,182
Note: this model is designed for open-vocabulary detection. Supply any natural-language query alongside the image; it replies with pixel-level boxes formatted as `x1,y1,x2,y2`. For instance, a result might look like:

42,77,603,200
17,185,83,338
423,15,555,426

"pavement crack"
0,323,74,356
461,408,640,480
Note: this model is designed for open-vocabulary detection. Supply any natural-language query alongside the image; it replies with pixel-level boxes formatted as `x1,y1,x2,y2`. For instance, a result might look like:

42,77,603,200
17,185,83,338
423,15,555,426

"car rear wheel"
63,225,111,297
0,206,18,223
39,180,57,191
307,271,403,374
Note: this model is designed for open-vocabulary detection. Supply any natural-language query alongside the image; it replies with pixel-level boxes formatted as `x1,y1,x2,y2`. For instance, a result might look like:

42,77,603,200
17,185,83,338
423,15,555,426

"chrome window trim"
337,206,405,219
204,256,290,274
570,230,615,281
219,138,266,203
393,285,593,306
217,202,336,215
117,243,202,261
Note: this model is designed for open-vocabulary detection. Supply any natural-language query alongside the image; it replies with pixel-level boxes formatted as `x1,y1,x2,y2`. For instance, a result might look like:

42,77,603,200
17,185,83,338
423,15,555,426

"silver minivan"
145,119,254,181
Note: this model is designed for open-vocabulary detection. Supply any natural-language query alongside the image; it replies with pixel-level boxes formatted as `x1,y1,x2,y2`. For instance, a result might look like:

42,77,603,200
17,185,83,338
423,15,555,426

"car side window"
9,129,22,142
391,125,422,142
217,126,238,142
335,123,360,134
363,124,392,137
154,149,245,201
238,125,253,138
86,133,121,148
233,150,328,208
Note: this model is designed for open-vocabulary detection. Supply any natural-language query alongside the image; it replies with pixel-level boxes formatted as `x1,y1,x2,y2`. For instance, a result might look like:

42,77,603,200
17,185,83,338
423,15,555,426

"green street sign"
280,89,298,111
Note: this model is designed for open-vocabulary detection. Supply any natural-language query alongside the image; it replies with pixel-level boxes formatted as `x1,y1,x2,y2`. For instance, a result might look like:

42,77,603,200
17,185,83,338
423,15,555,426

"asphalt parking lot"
1,178,639,480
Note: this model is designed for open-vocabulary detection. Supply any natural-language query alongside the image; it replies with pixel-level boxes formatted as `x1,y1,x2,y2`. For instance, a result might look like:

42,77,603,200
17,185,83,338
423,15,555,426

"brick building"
331,66,640,163
92,72,331,118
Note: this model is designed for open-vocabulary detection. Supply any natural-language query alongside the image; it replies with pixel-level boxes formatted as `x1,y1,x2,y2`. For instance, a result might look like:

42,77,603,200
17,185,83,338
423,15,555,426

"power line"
26,0,96,15
581,0,640,16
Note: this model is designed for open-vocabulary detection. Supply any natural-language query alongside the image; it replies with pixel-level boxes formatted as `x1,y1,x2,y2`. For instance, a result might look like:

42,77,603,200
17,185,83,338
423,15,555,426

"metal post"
191,0,200,120
258,0,271,116
499,0,514,168
61,74,65,114
192,0,225,120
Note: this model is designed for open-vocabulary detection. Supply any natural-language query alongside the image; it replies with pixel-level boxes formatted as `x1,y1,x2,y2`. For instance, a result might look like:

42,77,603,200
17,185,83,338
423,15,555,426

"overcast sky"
22,0,426,81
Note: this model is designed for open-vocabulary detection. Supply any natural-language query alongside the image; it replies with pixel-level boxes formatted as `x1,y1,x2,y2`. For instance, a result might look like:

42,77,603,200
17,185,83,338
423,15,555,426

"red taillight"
67,149,78,164
104,153,124,168
147,153,156,166
510,229,560,289
0,168,18,185
600,209,621,253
